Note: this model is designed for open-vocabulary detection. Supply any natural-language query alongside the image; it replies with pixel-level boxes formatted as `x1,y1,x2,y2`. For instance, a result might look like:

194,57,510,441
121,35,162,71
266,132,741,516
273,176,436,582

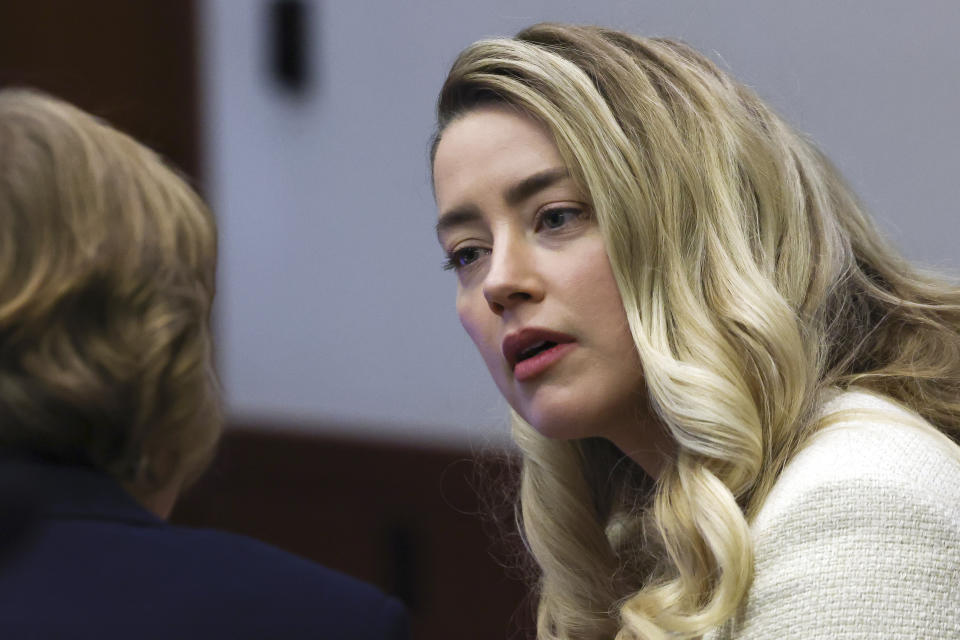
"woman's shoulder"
754,388,960,533
713,390,960,639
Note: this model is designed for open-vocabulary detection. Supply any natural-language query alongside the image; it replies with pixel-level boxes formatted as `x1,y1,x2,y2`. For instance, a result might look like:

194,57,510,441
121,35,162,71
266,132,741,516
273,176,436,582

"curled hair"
0,89,221,496
433,23,960,639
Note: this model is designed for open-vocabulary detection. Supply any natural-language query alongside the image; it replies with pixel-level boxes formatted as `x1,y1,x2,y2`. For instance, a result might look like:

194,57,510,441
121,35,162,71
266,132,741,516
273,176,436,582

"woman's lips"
502,327,577,382
513,342,576,382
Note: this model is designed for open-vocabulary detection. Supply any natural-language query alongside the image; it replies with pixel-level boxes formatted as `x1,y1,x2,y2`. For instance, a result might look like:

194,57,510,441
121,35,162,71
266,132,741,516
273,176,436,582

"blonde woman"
0,89,407,640
431,23,960,639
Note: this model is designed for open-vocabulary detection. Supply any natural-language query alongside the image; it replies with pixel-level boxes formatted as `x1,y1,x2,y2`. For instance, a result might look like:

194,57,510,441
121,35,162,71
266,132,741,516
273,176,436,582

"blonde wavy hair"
0,89,221,499
432,23,960,639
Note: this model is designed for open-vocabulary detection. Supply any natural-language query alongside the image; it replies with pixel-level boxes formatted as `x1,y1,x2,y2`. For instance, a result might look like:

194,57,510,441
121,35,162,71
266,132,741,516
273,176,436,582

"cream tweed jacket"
705,389,960,639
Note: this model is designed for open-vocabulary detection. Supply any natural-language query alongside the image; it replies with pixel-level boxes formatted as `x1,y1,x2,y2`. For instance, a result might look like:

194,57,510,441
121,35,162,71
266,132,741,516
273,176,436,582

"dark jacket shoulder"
0,455,408,640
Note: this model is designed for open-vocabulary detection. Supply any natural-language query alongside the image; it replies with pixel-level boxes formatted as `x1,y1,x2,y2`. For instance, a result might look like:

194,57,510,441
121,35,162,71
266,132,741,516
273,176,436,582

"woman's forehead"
433,107,563,203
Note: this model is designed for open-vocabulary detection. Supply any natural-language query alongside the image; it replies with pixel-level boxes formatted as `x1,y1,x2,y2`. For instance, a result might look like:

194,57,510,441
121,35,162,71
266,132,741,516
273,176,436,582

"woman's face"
433,105,647,444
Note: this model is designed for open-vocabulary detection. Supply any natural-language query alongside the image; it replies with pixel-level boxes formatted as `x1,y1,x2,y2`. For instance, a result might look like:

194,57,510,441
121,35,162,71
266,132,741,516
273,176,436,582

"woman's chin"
520,406,594,441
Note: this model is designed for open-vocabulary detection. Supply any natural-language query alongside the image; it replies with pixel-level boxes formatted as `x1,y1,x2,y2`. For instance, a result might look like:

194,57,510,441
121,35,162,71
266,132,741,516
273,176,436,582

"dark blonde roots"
435,23,960,639
0,89,221,495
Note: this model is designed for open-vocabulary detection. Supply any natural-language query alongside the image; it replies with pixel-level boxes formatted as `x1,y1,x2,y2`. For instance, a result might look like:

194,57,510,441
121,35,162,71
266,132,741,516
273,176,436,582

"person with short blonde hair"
0,88,408,640
0,87,220,514
432,23,960,639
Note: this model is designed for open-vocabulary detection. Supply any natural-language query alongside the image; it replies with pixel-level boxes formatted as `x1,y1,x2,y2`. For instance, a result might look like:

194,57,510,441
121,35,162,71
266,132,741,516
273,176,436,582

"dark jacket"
0,454,409,640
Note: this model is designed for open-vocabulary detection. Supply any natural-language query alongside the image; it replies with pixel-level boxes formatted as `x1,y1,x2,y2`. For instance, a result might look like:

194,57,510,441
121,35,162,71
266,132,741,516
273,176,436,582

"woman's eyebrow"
435,204,482,239
504,166,569,206
435,167,570,240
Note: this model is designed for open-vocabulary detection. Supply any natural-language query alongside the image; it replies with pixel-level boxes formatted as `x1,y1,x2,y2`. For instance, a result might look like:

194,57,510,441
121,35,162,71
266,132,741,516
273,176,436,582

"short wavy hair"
434,23,960,640
0,88,221,495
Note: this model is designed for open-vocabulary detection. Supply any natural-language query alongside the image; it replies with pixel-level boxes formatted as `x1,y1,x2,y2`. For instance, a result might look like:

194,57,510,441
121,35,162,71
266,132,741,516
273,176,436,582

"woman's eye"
442,246,487,272
539,207,583,230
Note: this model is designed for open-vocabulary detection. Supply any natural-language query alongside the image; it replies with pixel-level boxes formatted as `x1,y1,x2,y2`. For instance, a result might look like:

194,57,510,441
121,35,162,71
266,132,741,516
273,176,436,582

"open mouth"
517,340,557,362
509,336,576,382
502,328,576,373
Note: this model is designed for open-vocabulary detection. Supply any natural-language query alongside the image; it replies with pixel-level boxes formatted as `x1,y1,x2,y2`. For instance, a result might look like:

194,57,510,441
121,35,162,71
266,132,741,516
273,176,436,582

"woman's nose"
482,240,544,315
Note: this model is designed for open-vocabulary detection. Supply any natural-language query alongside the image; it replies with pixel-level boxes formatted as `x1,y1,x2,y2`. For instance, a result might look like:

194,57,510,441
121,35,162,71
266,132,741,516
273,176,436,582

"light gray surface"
200,0,959,445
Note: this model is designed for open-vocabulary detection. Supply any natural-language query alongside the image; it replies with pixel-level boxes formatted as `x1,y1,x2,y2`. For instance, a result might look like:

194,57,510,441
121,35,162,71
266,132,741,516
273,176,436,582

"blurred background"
1,1,957,638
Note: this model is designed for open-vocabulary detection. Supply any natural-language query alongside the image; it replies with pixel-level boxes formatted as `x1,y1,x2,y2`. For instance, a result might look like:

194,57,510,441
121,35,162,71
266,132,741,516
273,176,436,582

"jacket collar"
0,451,164,527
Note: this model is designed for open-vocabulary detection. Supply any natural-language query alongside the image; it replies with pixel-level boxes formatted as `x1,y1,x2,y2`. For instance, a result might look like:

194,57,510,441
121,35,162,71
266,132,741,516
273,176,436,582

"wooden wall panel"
0,0,200,181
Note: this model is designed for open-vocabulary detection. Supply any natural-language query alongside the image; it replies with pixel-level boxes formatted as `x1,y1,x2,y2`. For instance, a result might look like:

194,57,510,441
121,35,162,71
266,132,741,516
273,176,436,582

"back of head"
0,89,220,496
